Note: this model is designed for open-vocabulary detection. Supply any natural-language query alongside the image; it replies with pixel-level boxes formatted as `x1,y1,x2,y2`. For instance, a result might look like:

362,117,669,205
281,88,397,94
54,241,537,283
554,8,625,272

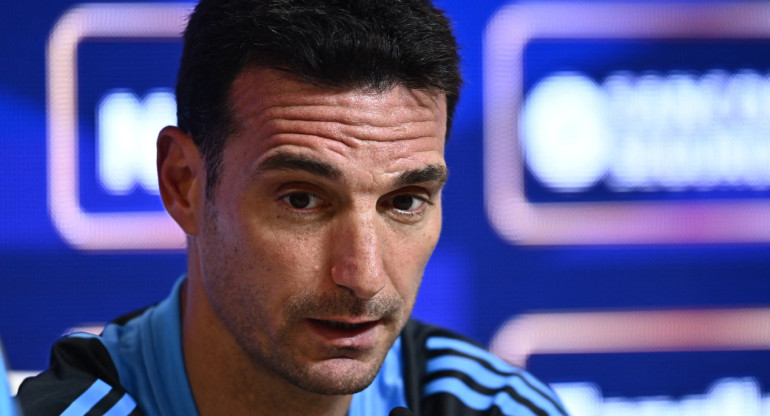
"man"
18,0,568,415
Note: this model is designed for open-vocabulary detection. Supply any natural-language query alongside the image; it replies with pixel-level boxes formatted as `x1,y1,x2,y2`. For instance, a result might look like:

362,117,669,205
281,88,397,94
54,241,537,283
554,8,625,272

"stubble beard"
261,290,408,395
216,284,409,396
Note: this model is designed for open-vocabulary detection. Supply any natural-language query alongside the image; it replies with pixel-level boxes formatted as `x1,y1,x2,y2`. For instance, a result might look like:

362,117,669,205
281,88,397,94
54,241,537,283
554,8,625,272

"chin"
290,356,384,395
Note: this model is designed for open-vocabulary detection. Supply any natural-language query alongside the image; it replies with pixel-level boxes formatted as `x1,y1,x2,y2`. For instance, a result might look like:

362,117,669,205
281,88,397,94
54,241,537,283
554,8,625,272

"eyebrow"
255,152,448,187
255,153,342,180
395,164,449,187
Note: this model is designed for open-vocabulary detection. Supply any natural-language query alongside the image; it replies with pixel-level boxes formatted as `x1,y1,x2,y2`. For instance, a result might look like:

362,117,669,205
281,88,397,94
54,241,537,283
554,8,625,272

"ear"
157,126,204,236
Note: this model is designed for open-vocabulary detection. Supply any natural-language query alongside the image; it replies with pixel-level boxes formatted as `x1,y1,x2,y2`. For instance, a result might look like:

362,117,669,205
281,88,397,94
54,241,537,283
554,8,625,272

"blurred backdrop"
2,1,770,415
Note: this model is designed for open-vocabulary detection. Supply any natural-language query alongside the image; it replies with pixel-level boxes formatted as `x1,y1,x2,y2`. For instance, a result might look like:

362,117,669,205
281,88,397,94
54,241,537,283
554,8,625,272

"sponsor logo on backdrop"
97,89,175,196
484,3,770,245
490,308,770,416
47,3,192,250
552,378,769,416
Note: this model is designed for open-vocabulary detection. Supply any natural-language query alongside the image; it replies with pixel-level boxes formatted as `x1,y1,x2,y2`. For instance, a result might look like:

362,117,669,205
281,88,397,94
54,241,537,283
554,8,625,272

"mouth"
306,318,381,348
316,319,376,330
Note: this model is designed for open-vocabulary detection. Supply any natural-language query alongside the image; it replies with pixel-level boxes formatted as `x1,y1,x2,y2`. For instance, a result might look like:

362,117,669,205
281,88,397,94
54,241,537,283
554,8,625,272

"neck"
180,265,353,416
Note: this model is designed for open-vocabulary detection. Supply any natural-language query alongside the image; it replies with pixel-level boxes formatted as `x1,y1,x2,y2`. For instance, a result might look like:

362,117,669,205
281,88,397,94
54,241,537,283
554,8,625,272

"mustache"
286,290,402,320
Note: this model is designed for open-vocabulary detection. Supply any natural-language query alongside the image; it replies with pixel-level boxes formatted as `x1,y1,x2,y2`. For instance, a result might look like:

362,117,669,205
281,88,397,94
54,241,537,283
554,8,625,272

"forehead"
225,68,448,159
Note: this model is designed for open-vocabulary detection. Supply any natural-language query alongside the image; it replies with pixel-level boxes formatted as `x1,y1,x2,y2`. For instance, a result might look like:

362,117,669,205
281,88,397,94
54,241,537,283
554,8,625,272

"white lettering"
97,89,176,195
553,378,770,416
521,70,770,193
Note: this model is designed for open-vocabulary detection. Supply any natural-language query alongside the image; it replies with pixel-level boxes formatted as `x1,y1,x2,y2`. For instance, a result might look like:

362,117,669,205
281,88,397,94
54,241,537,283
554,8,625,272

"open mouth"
307,318,381,344
316,320,374,330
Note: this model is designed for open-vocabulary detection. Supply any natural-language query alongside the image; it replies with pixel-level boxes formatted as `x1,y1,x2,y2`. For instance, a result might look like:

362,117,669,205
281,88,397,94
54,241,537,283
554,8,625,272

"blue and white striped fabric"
423,336,568,416
59,379,136,416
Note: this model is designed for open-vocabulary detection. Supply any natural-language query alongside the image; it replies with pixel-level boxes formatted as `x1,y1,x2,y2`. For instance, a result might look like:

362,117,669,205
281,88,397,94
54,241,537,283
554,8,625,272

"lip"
305,317,381,349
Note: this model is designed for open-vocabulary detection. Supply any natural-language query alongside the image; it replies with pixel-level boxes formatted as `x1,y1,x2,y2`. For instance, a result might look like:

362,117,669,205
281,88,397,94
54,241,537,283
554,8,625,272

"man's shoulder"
16,334,141,416
400,320,568,416
18,277,192,416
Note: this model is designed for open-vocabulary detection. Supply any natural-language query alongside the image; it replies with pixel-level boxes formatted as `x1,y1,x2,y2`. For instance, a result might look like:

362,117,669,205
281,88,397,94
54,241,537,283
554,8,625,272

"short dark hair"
175,0,462,199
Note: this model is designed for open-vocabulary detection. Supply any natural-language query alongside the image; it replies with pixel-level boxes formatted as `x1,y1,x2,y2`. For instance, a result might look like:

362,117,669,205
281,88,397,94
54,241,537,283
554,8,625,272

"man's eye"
391,195,425,212
281,192,323,209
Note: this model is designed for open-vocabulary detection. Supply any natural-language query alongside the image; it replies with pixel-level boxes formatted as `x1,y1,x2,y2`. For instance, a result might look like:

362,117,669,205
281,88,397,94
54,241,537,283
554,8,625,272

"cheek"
250,225,322,271
202,223,316,336
387,224,441,304
236,216,327,297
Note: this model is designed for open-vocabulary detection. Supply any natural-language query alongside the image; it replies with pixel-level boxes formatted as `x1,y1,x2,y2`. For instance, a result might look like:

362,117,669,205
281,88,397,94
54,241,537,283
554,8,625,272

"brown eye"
392,195,417,211
281,192,323,210
288,193,310,209
381,191,433,223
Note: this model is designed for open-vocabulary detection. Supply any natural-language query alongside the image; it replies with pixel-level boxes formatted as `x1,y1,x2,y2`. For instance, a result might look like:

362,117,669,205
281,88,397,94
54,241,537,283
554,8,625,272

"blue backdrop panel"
2,1,769,415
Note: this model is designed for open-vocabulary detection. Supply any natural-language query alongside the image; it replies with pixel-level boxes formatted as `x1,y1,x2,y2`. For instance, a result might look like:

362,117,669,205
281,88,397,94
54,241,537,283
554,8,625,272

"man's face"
193,68,447,395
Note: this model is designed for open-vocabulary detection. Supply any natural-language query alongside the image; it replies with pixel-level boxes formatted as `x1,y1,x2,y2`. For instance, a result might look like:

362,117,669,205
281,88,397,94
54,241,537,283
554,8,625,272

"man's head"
158,0,461,405
176,0,461,199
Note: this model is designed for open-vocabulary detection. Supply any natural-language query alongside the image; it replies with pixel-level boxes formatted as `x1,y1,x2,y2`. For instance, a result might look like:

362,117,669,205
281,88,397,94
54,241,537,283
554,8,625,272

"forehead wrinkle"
230,81,444,130
271,121,443,145
259,101,440,129
235,104,443,150
248,115,444,152
337,118,445,144
228,69,448,149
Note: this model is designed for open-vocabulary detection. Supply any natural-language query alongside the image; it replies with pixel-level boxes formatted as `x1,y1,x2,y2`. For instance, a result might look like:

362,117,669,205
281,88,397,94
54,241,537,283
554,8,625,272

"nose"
329,212,387,299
